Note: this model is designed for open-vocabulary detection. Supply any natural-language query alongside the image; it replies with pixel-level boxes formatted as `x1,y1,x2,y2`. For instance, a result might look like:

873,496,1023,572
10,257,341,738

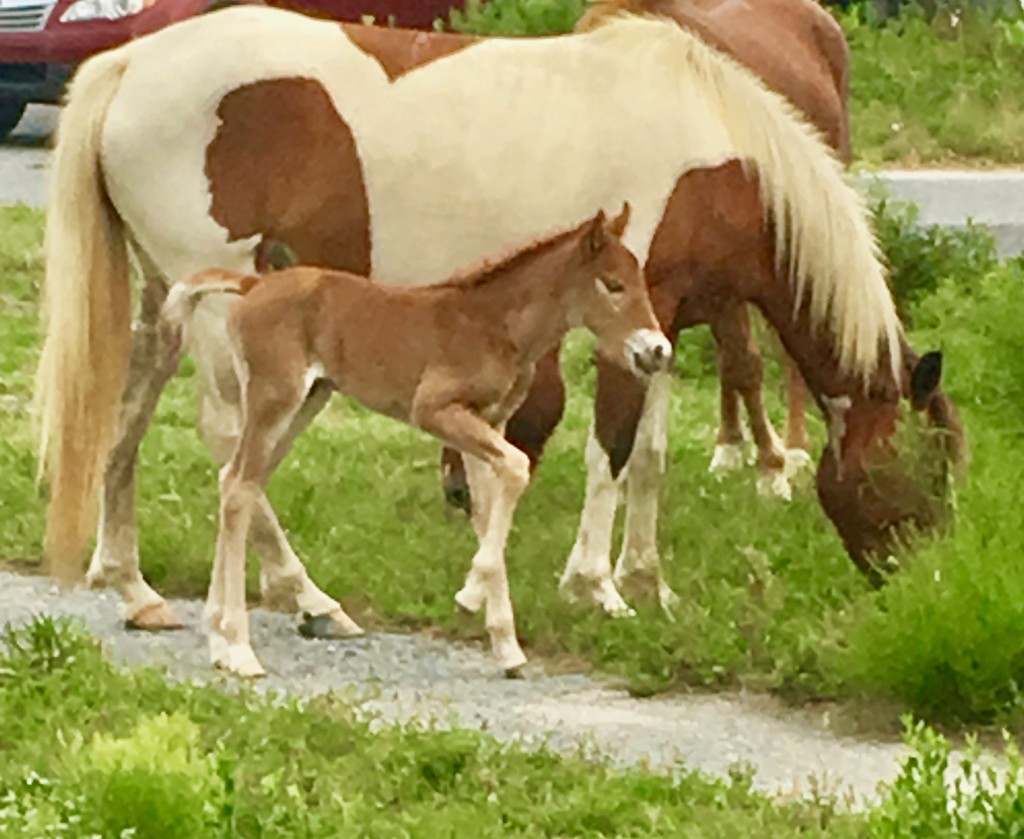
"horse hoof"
757,471,792,501
125,601,186,632
784,448,813,476
299,610,365,640
559,573,636,618
214,643,267,679
454,587,485,615
709,443,746,475
504,664,526,680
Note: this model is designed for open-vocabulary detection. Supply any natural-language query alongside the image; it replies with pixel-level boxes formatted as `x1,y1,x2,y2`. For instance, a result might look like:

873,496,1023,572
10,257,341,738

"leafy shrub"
870,717,1024,836
867,184,1001,322
826,260,1024,724
450,0,584,35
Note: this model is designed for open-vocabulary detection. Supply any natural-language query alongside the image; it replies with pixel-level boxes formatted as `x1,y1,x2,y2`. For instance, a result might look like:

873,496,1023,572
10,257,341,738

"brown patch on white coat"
162,205,670,677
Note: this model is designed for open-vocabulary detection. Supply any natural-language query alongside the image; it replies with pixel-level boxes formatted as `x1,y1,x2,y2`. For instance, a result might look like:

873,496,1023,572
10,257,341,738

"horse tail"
591,16,903,385
33,47,136,584
666,18,902,384
162,269,253,344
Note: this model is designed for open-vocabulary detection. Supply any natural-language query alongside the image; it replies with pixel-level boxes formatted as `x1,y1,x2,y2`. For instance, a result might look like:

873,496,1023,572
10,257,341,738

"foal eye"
601,276,624,293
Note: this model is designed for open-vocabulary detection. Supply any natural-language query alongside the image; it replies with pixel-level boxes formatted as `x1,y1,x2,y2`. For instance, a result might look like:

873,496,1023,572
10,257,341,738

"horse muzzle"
626,329,672,376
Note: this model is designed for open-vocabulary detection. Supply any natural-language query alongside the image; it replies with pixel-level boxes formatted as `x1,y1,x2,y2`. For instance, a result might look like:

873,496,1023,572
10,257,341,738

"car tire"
0,100,27,143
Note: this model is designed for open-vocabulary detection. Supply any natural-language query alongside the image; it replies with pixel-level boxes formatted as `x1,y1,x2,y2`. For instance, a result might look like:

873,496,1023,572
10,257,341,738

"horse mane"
429,219,588,291
575,0,653,31
578,13,903,387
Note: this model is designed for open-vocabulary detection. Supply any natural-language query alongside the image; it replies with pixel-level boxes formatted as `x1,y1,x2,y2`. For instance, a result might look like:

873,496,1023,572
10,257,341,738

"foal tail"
161,269,257,344
33,47,133,584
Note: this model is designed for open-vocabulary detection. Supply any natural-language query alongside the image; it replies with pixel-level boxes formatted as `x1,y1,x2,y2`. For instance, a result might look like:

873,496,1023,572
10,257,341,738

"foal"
163,205,671,678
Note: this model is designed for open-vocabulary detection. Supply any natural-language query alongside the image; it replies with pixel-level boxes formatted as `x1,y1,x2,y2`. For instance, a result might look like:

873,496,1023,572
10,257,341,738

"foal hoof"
299,610,365,640
757,470,792,501
212,642,267,679
454,586,486,615
504,664,526,680
784,448,813,476
125,601,186,632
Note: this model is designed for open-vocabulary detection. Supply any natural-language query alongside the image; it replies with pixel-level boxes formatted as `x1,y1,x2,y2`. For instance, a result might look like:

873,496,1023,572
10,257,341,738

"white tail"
33,48,133,583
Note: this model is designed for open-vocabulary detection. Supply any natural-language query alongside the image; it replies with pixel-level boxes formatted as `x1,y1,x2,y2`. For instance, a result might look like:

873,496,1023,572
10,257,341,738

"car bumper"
0,0,205,66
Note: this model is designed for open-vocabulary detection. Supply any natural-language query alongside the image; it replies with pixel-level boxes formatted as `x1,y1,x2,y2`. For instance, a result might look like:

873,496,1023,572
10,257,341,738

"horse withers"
162,205,670,678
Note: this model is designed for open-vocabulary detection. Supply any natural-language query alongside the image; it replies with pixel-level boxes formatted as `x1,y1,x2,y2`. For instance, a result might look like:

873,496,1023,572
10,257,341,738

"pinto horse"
441,0,854,509
163,207,669,677
35,9,961,638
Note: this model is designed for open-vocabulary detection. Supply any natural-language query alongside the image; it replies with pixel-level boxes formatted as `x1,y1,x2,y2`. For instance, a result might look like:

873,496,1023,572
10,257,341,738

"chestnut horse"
442,0,853,509
35,9,959,640
163,207,669,677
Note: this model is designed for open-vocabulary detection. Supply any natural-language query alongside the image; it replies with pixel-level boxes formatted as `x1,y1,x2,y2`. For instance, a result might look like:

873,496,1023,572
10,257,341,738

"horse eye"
602,276,624,293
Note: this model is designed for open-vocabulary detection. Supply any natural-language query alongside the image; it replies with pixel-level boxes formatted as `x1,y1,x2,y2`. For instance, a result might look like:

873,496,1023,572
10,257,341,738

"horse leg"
440,345,565,514
558,357,643,617
710,307,790,499
85,270,185,630
250,382,364,640
781,348,814,473
612,369,678,611
206,355,307,678
415,402,530,674
709,321,749,475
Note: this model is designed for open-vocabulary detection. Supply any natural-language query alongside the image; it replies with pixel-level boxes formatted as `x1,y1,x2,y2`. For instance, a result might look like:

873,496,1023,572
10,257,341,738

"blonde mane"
581,13,903,386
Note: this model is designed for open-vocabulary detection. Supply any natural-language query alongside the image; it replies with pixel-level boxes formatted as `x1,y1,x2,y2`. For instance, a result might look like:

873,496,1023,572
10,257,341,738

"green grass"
450,0,1024,166
7,618,1024,836
0,194,1022,730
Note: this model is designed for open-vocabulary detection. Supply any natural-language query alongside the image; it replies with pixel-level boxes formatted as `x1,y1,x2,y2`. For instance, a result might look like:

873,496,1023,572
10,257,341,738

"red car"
0,0,470,140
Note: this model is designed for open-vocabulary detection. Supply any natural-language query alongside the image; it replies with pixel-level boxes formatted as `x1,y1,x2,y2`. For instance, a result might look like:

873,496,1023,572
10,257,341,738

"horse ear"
583,211,607,259
607,201,631,237
910,350,943,409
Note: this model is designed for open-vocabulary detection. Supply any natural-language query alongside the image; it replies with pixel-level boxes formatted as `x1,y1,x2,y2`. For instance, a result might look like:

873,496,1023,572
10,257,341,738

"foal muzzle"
626,329,672,376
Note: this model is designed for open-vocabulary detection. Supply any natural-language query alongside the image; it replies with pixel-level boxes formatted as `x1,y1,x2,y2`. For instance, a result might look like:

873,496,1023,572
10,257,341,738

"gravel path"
0,569,915,809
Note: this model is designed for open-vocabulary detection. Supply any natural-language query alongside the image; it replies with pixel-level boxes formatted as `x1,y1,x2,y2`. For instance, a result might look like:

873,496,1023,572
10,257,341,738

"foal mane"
428,220,589,291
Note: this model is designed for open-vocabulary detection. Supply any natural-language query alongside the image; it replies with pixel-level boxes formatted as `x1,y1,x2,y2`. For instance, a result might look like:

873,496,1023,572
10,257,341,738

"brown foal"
163,205,670,677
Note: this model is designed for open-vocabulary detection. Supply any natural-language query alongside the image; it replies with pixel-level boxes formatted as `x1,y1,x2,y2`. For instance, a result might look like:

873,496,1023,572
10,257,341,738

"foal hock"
163,205,670,677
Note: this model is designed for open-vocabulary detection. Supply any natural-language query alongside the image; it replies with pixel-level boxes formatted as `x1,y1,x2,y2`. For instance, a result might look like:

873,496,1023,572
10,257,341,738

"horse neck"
756,286,904,470
461,240,583,363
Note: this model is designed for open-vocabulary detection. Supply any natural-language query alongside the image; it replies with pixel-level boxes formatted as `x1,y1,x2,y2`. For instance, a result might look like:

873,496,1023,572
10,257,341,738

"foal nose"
627,329,672,375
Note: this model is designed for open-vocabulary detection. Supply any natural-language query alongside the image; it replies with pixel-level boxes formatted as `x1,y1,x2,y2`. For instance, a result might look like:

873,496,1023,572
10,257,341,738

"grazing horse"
35,9,961,639
162,206,669,677
442,0,854,508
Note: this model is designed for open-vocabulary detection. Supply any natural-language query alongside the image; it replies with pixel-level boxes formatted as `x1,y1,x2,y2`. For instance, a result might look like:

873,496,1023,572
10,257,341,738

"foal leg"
206,371,307,678
440,346,565,514
85,272,186,630
710,306,791,500
416,404,530,674
251,382,364,640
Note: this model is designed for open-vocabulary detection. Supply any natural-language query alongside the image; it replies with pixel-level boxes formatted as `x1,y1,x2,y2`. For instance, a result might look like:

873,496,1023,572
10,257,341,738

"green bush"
824,260,1024,724
450,0,585,35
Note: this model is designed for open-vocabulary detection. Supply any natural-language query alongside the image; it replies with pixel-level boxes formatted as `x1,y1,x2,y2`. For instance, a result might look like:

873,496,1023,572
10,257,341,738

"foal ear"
910,350,943,409
608,201,631,237
583,211,608,259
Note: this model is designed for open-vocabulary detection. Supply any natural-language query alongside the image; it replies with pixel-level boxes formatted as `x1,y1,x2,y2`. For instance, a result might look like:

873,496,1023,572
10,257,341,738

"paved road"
4,105,1024,255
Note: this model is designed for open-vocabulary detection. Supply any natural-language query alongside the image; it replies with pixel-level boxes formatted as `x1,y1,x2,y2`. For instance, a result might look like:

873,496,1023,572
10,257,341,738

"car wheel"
0,100,27,143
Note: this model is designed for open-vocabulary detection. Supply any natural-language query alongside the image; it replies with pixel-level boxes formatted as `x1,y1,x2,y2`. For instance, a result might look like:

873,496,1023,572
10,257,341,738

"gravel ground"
0,569,916,809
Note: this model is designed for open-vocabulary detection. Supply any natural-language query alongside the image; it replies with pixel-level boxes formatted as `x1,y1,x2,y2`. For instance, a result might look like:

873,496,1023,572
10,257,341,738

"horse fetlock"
558,570,635,618
709,443,747,474
489,627,527,674
756,469,792,501
613,564,664,604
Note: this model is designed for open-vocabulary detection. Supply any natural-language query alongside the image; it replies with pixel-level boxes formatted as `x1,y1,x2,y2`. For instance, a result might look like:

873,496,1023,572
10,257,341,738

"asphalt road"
3,105,1024,255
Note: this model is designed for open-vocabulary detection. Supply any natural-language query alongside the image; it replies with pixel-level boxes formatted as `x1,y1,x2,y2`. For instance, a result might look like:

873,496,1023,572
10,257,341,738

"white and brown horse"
163,207,668,676
442,0,855,510
35,8,960,636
